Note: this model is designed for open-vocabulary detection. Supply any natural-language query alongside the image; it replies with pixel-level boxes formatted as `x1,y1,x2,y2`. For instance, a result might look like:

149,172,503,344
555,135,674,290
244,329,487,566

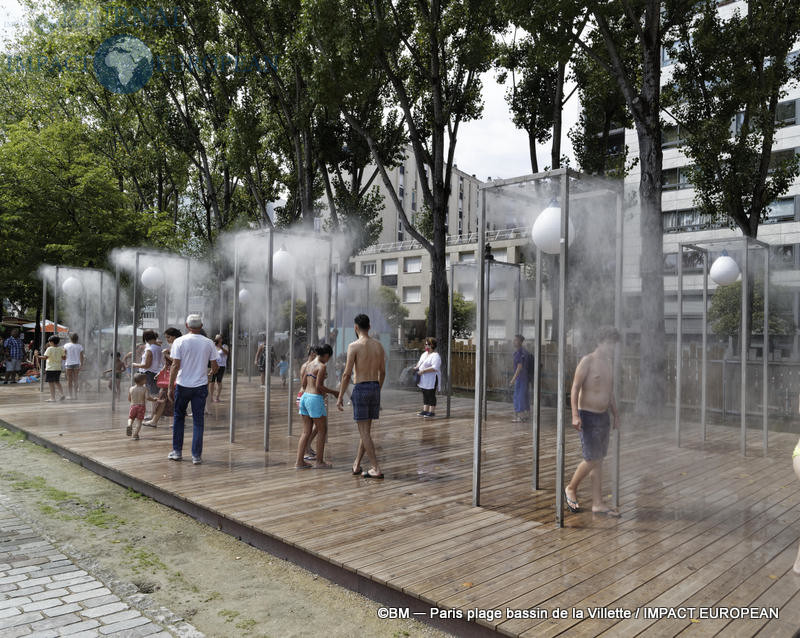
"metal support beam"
288,278,296,437
555,172,569,528
741,245,749,456
229,240,240,442
112,264,120,411
763,248,769,455
676,244,684,447
531,248,542,491
612,187,624,510
263,230,274,451
701,251,708,441
472,189,487,507
446,265,454,418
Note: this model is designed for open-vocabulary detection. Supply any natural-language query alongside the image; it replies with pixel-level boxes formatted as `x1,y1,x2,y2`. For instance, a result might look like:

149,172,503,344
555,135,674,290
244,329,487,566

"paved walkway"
0,504,174,638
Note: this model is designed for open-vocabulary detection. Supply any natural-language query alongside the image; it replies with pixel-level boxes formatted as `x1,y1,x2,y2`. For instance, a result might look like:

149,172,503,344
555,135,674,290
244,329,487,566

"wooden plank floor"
0,379,799,637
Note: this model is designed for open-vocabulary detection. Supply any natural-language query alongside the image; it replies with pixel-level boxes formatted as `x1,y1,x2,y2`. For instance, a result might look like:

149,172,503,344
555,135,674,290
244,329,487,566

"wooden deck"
0,380,799,637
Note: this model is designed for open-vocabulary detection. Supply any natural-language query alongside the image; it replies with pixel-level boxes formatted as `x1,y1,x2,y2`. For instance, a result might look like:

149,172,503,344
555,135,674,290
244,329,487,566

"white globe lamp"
61,276,83,298
140,265,164,289
238,288,251,304
531,201,575,255
272,246,295,282
709,252,740,286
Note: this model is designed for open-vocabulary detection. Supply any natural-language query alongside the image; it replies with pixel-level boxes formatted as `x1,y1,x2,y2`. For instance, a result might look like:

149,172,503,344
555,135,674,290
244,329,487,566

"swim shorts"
44,370,61,383
352,381,380,421
299,393,326,419
578,409,610,461
129,404,146,420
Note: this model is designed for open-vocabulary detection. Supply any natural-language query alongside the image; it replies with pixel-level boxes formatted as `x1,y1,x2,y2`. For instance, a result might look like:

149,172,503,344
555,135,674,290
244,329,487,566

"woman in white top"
63,333,84,400
414,337,441,418
210,334,229,403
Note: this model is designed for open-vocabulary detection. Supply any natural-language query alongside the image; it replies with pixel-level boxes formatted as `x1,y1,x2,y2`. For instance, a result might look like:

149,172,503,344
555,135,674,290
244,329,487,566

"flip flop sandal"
352,466,362,475
565,492,581,513
362,470,384,479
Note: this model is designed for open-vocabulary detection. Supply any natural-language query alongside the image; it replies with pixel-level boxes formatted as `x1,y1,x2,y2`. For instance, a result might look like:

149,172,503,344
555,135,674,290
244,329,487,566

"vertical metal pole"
676,245,684,447
612,188,624,510
112,264,120,411
701,250,708,440
248,323,253,384
131,254,140,387
40,277,47,392
483,263,490,421
97,272,103,394
532,247,543,490
184,259,190,320
333,270,339,360
311,275,317,345
229,240,240,442
325,240,333,345
218,280,224,336
763,247,769,455
264,230,274,450
741,243,749,456
472,188,487,507
288,277,296,436
555,172,569,528
446,265,454,418
53,266,60,358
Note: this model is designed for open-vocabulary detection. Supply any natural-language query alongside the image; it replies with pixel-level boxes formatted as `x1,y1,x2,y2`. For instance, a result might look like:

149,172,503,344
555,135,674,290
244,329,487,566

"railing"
358,227,530,255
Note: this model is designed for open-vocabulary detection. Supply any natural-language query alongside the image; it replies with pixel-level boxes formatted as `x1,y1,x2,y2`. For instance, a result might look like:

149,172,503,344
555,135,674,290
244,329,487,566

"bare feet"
294,462,312,469
592,505,621,517
314,461,332,469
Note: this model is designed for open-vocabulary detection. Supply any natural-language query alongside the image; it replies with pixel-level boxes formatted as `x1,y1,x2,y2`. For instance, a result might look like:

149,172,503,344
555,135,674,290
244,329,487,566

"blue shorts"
299,393,326,418
579,410,610,461
352,381,380,421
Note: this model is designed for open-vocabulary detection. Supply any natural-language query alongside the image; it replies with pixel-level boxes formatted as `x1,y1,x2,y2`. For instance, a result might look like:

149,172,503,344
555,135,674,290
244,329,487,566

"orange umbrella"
22,321,69,333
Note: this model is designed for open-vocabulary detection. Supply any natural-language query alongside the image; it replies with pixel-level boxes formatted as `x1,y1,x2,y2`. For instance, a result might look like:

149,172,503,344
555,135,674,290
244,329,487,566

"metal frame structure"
445,261,522,419
40,266,111,396
675,237,770,456
111,253,191,411
474,168,624,528
227,229,333,448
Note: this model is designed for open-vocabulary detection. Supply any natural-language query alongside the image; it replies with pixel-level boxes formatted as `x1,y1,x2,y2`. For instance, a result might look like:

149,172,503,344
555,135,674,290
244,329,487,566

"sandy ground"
0,427,450,638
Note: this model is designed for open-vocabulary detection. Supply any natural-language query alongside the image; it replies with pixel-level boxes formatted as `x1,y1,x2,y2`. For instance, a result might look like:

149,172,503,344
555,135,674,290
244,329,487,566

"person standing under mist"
134,330,163,398
254,333,267,388
296,344,338,469
63,333,84,400
509,334,531,422
337,314,386,479
210,334,228,403
3,328,25,385
414,337,441,418
36,335,66,402
565,326,621,517
168,315,218,465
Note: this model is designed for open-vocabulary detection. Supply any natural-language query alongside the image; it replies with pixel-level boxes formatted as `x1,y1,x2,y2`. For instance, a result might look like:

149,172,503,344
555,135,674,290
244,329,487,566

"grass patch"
10,476,47,491
125,487,150,501
0,428,24,442
123,545,168,574
218,609,240,622
235,618,257,632
83,506,124,529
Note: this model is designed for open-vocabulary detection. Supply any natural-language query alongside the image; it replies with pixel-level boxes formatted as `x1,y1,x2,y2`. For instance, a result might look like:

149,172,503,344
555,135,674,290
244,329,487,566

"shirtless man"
337,314,386,479
565,326,621,517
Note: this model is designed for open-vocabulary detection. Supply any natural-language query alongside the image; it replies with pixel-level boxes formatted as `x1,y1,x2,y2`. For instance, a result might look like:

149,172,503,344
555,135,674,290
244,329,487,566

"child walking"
36,336,66,402
127,373,148,440
278,355,289,387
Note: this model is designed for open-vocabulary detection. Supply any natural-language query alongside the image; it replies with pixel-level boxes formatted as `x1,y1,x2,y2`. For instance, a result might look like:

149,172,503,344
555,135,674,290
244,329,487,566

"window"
399,165,404,175
488,320,506,340
662,208,715,232
457,283,475,302
662,124,685,148
411,189,416,211
765,198,795,224
776,100,797,126
490,248,508,262
662,166,692,190
769,149,798,172
399,185,404,200
459,251,475,263
404,256,422,273
663,252,678,273
402,286,421,303
445,254,451,270
361,261,376,276
458,176,464,200
382,259,398,275
397,220,404,242
774,245,796,267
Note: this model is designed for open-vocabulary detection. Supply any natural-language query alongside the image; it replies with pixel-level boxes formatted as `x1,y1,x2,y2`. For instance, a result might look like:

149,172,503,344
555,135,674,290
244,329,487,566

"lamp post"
273,245,296,435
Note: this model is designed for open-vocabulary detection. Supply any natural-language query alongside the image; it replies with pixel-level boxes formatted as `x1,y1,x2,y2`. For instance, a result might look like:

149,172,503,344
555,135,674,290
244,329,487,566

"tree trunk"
634,130,666,415
550,61,566,170
528,127,539,174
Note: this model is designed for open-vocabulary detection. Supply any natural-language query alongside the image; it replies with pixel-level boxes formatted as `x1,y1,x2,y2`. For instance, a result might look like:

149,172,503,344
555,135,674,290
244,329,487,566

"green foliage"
375,287,409,333
667,0,800,236
414,205,434,242
708,280,794,338
278,298,309,339
452,292,477,340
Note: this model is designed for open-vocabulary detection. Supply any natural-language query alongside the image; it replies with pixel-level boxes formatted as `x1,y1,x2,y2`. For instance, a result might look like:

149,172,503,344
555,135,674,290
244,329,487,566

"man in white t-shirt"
167,315,218,465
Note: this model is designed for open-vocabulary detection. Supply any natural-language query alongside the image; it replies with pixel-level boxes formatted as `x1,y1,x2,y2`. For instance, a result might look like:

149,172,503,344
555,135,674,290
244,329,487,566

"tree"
576,0,694,414
708,280,793,340
452,292,477,340
667,0,800,238
375,286,409,335
307,0,503,380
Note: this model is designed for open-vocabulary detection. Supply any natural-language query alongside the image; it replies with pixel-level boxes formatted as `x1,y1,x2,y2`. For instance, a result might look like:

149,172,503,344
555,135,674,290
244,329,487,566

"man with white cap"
167,314,219,464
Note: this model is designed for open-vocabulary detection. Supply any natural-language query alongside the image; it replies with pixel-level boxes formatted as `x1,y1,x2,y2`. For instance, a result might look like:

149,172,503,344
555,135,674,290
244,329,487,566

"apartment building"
620,1,800,358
